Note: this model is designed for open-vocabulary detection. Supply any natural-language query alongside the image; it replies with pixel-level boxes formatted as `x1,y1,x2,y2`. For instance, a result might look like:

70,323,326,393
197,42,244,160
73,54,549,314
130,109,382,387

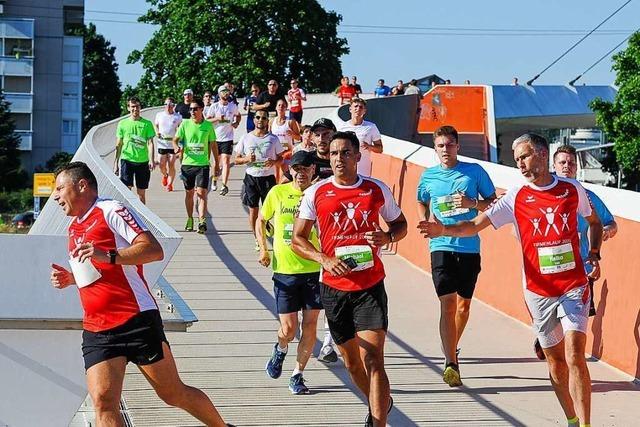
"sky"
85,0,639,91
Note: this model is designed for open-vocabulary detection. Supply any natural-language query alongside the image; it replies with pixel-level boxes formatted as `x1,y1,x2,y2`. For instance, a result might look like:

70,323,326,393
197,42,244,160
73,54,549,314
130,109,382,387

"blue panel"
492,85,616,119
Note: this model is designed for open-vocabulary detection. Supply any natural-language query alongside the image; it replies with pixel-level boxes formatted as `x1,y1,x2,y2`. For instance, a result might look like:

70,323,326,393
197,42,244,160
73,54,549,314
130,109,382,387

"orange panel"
370,151,640,380
418,86,487,134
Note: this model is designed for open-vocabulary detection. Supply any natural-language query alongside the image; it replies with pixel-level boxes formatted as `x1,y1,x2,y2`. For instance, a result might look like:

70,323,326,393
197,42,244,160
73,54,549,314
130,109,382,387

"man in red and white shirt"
287,78,306,124
293,132,407,427
50,162,231,427
418,133,602,427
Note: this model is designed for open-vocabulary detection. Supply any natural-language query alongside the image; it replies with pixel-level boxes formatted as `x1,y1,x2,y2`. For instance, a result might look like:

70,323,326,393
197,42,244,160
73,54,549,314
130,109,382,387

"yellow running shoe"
443,362,463,387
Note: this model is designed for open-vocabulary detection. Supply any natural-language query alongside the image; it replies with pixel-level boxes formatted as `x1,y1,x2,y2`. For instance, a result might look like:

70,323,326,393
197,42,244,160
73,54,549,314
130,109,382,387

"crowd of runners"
49,78,617,427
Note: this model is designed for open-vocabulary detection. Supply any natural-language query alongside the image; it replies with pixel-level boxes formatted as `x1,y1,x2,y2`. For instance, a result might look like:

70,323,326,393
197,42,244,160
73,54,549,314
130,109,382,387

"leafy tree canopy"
591,31,640,189
128,0,349,105
0,91,28,191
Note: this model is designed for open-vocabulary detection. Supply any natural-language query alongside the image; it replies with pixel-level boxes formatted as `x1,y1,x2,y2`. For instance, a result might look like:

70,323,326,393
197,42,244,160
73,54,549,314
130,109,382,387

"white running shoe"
318,344,338,363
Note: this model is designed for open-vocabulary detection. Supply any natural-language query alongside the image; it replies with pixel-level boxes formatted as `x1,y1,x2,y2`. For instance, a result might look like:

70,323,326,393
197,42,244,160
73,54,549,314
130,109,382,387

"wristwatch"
108,249,118,264
589,249,601,261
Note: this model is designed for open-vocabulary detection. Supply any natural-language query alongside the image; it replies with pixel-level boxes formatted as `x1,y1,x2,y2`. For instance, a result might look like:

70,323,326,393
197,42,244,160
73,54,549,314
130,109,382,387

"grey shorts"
524,285,589,348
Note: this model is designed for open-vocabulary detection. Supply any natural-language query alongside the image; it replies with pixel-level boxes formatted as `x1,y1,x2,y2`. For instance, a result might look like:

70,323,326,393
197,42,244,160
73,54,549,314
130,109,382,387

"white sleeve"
297,185,318,221
485,188,517,229
377,180,402,222
234,135,245,155
573,181,593,217
103,201,148,245
300,89,306,97
370,123,382,142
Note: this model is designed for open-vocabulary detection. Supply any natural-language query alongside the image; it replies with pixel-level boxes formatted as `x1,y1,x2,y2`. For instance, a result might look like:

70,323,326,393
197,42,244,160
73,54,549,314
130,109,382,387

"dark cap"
310,118,336,132
289,150,315,167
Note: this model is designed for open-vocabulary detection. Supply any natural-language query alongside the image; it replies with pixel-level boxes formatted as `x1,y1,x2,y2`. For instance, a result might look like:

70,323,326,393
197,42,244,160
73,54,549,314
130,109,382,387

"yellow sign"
33,173,56,197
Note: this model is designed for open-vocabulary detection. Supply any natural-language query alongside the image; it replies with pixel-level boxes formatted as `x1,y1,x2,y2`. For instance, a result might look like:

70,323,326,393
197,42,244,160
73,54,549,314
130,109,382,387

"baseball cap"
289,150,315,168
310,118,336,132
183,88,193,95
218,85,229,94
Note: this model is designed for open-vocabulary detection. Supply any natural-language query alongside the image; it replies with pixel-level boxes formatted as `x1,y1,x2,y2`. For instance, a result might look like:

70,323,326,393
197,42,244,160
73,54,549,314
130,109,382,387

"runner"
293,131,408,426
50,161,233,427
310,118,336,181
337,98,383,177
336,76,357,105
529,144,619,359
114,96,155,204
292,125,315,154
256,150,322,395
208,85,241,196
153,97,182,192
287,78,307,124
234,110,284,249
416,125,496,387
254,79,284,118
203,90,215,120
172,97,219,234
175,88,194,119
243,83,260,132
418,133,602,427
270,99,301,182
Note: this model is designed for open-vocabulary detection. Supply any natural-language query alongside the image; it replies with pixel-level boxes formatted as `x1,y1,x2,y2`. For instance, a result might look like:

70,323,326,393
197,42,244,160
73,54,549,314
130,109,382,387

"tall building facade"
0,0,84,171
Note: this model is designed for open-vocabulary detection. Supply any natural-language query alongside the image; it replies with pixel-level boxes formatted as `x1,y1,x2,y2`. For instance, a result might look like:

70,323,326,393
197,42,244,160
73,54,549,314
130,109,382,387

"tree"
128,0,349,105
0,90,28,191
591,31,640,190
68,23,123,137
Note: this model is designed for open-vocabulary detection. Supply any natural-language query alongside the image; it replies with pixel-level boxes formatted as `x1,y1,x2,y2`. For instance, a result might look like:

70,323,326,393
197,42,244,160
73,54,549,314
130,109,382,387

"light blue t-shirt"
579,189,614,273
417,161,496,253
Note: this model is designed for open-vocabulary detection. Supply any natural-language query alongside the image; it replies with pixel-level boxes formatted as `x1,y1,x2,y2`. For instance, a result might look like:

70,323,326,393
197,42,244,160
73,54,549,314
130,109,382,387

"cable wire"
569,30,637,85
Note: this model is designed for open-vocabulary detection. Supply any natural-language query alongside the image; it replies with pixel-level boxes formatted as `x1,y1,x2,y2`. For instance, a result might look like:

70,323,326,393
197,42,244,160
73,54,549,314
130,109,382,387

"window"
2,76,31,93
63,120,78,135
63,61,79,76
3,38,33,57
10,113,31,131
63,82,78,97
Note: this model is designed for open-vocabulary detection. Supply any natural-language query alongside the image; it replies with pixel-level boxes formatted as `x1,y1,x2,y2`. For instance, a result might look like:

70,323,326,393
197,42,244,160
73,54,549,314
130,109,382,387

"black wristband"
108,249,117,264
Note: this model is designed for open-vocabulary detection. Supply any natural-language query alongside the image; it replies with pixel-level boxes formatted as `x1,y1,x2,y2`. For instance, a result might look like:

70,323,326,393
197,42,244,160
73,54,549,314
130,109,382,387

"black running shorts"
320,280,388,345
181,165,210,190
241,174,276,208
82,310,169,371
430,251,481,299
120,159,150,189
217,140,234,155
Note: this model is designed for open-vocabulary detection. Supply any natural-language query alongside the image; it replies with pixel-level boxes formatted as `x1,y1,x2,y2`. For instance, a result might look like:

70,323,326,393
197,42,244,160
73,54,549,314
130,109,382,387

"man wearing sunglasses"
208,85,241,196
254,79,285,117
175,88,194,119
153,97,182,192
172,98,219,234
234,111,284,249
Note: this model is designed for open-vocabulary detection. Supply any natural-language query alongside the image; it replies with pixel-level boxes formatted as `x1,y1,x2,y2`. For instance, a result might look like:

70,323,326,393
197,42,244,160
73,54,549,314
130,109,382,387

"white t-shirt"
271,117,294,149
336,119,382,177
234,132,284,177
154,111,182,149
210,101,239,142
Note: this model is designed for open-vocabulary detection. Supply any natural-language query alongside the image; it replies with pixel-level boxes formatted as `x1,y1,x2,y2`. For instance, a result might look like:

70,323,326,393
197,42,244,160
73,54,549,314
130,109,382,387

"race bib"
335,245,374,271
537,243,576,274
291,99,300,107
283,223,293,244
131,134,147,148
436,195,469,218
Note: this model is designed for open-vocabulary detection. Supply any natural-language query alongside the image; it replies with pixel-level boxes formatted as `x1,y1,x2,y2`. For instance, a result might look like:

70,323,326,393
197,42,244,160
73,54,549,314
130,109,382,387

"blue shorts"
273,272,322,314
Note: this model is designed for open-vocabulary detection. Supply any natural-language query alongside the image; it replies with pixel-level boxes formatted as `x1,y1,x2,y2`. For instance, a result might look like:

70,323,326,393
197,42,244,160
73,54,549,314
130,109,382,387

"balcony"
4,93,32,113
0,57,33,76
0,19,34,39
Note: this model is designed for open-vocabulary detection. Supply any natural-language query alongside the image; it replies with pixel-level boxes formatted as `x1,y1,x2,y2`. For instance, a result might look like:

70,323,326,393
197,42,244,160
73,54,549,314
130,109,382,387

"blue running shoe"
265,343,287,379
288,373,309,395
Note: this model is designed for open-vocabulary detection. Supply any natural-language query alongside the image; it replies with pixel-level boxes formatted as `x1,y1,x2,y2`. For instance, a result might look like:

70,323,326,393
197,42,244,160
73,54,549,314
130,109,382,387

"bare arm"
292,218,351,276
603,220,618,241
417,200,430,221
255,213,271,267
147,138,155,170
585,210,603,279
451,192,497,211
369,138,383,154
364,212,408,247
114,138,123,172
73,231,164,265
289,120,301,141
232,111,241,129
417,212,494,239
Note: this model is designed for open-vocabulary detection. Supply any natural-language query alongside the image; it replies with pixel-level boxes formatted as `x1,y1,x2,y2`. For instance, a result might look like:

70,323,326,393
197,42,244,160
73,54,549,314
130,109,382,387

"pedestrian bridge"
0,94,638,426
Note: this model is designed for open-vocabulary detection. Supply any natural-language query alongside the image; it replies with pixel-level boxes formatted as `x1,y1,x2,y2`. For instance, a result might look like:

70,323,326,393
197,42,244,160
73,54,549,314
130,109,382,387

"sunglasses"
189,107,200,111
164,102,174,106
254,116,269,120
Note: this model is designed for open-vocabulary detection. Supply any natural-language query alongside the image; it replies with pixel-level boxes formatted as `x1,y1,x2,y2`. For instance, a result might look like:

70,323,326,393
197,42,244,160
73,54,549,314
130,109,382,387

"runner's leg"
565,330,591,425
455,296,472,354
543,339,578,422
336,338,370,398
439,293,458,364
138,342,227,426
86,356,128,427
297,309,321,371
357,329,390,427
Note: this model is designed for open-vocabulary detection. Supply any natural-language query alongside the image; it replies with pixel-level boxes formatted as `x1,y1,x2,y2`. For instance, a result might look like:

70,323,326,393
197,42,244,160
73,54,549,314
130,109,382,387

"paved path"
122,165,638,426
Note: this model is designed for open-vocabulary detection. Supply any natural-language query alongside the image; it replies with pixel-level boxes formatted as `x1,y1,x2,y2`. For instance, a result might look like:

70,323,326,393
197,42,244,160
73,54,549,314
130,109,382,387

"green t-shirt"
175,119,216,166
261,183,320,274
117,117,155,163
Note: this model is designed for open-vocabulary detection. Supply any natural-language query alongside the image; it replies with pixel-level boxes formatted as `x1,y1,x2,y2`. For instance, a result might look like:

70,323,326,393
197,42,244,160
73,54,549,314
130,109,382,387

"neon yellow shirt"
117,117,155,163
261,183,320,274
175,119,216,166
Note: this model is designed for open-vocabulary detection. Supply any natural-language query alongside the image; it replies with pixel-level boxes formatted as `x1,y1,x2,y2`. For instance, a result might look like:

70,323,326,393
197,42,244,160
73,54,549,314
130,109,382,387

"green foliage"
128,0,349,106
0,90,28,191
69,24,123,137
0,189,33,214
591,31,640,189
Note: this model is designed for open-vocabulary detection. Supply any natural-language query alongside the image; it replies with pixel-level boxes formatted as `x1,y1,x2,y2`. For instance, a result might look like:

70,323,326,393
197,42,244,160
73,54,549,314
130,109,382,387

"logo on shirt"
325,190,336,197
328,201,373,231
531,206,570,237
116,207,144,234
525,195,536,203
555,188,570,199
359,189,372,197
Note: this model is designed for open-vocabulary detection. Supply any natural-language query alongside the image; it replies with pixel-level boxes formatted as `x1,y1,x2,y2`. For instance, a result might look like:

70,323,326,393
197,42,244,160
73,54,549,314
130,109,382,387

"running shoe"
443,362,463,387
212,179,218,192
161,175,168,187
288,373,310,395
184,217,194,232
318,344,338,363
166,183,173,192
364,396,394,426
197,219,207,234
220,184,229,196
534,338,546,361
265,343,287,379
